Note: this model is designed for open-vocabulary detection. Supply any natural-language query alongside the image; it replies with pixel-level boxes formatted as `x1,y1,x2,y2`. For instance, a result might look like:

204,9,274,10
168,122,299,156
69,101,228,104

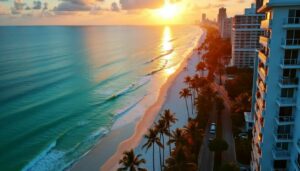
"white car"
209,123,216,134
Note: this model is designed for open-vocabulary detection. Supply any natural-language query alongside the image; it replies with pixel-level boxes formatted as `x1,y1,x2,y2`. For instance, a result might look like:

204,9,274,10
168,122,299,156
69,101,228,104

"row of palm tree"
118,80,218,171
142,109,177,171
118,25,225,171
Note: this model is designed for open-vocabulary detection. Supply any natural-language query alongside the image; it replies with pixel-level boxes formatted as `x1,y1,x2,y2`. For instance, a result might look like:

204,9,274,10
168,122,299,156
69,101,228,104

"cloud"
119,0,164,10
33,1,42,10
111,2,120,12
54,0,103,12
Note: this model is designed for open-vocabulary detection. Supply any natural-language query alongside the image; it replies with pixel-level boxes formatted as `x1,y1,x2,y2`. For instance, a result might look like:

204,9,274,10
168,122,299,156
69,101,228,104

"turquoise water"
0,26,201,171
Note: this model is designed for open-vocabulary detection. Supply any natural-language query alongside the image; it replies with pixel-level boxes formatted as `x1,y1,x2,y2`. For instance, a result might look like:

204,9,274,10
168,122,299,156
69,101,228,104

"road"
198,106,217,171
198,76,236,171
212,77,237,163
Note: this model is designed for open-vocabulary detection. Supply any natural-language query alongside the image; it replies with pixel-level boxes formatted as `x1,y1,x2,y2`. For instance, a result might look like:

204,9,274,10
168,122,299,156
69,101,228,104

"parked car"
209,123,216,134
238,132,248,139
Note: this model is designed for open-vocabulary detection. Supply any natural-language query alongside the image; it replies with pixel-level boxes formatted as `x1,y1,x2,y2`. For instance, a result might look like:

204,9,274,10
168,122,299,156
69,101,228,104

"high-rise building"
220,17,232,39
256,0,263,11
218,7,227,31
231,4,264,68
202,13,206,22
250,0,300,170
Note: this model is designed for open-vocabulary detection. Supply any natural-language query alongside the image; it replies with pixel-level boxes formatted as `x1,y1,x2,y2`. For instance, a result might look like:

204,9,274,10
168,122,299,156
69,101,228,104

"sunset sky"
0,0,254,25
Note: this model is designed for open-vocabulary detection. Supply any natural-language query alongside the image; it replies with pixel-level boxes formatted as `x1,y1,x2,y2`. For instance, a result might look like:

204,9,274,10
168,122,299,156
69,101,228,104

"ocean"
0,26,202,171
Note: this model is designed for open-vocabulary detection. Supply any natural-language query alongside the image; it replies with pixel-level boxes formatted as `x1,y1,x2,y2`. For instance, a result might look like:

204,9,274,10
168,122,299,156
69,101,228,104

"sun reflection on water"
161,26,176,76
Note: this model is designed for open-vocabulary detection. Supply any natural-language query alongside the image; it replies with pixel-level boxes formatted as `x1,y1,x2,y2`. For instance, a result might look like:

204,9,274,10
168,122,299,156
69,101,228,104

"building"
250,0,300,170
231,4,264,68
218,7,227,32
202,13,206,22
221,17,232,39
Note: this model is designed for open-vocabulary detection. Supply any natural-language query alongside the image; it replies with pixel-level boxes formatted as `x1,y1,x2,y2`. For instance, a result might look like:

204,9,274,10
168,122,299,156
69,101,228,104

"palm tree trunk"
152,145,155,171
162,134,165,164
184,98,190,119
190,95,194,116
158,144,162,171
168,127,172,156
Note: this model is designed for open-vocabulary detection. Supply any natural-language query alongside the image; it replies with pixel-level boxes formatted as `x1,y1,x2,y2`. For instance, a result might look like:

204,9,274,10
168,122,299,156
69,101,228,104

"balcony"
259,36,270,47
261,19,272,29
274,115,295,125
278,77,299,88
281,38,300,49
258,50,268,64
256,96,265,110
276,97,297,106
283,17,300,29
273,131,293,142
272,168,288,171
280,59,300,69
294,159,300,170
272,148,290,160
258,67,267,81
297,139,300,152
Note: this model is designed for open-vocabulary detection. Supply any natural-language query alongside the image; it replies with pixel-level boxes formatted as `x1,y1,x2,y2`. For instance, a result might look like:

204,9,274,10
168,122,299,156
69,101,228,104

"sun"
157,3,179,20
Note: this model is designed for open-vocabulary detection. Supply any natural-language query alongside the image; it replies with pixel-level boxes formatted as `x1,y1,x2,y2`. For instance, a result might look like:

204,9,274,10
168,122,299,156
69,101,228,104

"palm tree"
196,61,206,77
179,88,191,119
164,146,197,171
155,119,167,165
118,149,147,171
142,128,163,171
183,120,204,154
161,109,177,155
168,128,187,148
184,76,192,87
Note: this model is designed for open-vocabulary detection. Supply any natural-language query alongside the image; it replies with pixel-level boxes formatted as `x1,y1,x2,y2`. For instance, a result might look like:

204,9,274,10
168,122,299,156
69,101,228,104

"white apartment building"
231,4,264,68
251,0,300,170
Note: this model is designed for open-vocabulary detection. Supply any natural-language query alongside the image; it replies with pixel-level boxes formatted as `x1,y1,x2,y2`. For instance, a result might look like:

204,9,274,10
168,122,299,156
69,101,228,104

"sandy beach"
70,29,207,171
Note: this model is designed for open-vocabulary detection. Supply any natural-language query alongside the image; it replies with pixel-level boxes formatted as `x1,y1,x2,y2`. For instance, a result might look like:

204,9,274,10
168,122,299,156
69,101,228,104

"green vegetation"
219,162,240,171
118,149,147,171
209,138,228,152
235,138,252,165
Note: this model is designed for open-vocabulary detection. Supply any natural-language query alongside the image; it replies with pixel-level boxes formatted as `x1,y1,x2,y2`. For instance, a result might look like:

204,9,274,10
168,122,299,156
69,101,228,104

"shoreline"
102,29,207,171
70,28,206,171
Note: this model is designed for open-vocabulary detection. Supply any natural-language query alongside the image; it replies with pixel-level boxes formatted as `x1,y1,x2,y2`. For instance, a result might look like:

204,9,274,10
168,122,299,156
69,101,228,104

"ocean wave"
146,59,168,76
114,94,147,119
108,76,151,100
21,141,65,171
93,70,132,89
144,49,173,64
0,72,74,105
96,57,127,72
21,127,109,171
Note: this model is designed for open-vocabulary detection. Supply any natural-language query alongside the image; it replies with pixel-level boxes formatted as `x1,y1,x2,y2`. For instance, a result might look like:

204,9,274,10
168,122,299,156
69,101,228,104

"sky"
0,0,255,25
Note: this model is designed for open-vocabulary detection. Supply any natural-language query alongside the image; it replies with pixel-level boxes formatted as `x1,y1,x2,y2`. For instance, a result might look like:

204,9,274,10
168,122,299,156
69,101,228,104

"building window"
284,49,298,64
281,88,294,98
279,106,293,116
286,30,300,45
288,9,300,24
275,142,289,151
283,69,297,78
273,160,287,169
297,153,300,168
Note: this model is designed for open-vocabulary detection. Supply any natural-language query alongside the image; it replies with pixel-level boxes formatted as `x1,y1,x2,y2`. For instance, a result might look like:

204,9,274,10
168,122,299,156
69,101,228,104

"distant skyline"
0,0,255,25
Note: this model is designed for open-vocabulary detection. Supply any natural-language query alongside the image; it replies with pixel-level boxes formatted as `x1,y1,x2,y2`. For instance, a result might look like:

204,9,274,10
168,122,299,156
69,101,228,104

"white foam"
21,141,66,171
